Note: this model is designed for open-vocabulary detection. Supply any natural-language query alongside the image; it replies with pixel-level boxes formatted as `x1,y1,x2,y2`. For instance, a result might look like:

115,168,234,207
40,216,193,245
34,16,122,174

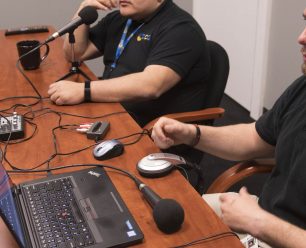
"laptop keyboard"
23,177,95,248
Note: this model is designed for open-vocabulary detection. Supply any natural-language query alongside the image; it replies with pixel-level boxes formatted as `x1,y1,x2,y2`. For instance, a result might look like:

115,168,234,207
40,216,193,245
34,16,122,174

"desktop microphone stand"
56,31,91,81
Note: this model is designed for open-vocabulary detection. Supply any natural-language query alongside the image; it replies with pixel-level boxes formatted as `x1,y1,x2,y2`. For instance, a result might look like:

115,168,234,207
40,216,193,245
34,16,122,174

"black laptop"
0,162,143,248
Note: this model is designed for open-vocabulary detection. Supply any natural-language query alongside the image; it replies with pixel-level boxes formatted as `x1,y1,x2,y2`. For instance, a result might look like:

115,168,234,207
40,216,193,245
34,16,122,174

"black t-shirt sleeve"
255,76,305,146
88,11,120,54
255,110,278,146
146,23,206,78
88,19,107,53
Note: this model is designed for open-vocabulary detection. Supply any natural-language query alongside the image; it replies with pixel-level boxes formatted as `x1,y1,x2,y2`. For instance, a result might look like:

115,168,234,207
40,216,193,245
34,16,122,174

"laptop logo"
126,220,137,237
88,171,101,177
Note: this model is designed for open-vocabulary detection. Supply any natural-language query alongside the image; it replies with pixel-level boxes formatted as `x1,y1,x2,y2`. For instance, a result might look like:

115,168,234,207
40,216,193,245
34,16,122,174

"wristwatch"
84,80,91,102
190,124,201,147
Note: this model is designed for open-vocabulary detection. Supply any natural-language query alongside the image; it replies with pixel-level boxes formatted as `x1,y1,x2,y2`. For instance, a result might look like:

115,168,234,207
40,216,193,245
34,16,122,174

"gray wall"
264,0,305,109
0,0,192,76
174,0,192,14
0,1,81,29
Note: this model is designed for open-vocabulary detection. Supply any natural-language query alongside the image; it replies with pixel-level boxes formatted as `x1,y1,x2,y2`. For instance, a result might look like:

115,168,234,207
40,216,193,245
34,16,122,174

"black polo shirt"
89,0,210,127
256,75,306,229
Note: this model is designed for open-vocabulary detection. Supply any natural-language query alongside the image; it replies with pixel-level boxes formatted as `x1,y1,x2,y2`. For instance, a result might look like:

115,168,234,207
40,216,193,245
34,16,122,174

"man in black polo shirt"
151,8,306,248
48,0,210,127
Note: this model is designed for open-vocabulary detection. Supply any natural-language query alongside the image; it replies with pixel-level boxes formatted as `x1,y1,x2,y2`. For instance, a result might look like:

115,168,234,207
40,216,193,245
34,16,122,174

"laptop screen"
0,162,25,247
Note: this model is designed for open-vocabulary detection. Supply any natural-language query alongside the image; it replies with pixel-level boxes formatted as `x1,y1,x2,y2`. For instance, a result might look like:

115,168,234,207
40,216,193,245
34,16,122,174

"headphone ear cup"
136,156,174,178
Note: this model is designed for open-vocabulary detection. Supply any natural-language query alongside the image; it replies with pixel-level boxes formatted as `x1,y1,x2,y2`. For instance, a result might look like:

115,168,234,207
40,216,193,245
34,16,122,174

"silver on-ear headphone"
136,153,187,178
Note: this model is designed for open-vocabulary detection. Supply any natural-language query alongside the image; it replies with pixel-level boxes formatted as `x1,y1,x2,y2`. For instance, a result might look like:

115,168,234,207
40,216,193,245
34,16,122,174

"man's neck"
133,0,167,22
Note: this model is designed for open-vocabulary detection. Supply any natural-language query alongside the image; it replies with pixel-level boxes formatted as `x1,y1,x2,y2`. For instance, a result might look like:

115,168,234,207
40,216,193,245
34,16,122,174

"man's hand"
79,0,118,12
48,81,85,105
151,117,196,149
220,187,265,235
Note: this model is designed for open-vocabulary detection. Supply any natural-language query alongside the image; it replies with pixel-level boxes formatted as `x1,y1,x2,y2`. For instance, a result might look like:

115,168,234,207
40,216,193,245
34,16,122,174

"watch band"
84,80,91,102
190,124,201,147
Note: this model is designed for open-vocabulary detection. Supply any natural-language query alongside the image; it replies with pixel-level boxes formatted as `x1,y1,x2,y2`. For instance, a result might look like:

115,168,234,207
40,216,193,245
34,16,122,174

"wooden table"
0,28,243,248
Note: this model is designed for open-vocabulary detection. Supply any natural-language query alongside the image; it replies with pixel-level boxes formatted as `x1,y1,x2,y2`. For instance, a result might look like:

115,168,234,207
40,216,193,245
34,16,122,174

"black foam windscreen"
153,199,184,234
78,6,98,25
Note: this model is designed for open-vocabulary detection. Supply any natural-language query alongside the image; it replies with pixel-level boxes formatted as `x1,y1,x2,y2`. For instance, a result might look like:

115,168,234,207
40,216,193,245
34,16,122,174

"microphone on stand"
44,6,98,44
134,178,184,234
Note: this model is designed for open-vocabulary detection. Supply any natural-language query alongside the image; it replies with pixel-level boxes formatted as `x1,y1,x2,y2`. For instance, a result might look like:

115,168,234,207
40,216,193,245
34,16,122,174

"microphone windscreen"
153,199,184,234
78,6,98,25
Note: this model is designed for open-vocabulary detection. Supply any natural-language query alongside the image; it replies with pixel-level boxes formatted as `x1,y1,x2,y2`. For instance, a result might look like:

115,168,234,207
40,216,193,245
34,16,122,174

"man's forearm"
195,123,274,161
252,211,306,248
90,65,180,102
90,72,160,102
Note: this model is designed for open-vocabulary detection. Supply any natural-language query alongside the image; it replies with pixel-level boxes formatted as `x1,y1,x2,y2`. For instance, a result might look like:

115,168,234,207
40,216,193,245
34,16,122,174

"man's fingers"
163,123,176,135
219,193,229,203
49,91,58,102
55,97,64,105
110,0,118,8
96,0,117,10
239,186,249,196
48,86,57,96
220,192,238,203
96,2,110,11
152,129,173,149
152,119,168,139
151,121,175,149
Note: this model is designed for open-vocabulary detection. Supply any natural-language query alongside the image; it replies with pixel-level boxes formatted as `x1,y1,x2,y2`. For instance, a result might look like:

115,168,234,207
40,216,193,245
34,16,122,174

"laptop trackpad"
80,192,123,220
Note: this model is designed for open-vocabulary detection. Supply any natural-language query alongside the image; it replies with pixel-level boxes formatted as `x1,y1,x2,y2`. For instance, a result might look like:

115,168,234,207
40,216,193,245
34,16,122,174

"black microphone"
134,178,184,234
44,6,98,44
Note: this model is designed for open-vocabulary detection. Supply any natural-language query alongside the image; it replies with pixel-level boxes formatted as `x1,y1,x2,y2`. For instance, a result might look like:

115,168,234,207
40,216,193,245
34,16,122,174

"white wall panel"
193,0,260,112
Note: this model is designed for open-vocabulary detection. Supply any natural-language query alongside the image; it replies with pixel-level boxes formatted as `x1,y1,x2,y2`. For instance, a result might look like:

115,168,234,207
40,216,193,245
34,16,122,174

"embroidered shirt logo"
137,33,151,42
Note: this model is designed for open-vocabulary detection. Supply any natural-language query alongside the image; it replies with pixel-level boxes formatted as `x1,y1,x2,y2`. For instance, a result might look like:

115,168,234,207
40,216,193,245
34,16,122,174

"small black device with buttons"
86,121,110,141
0,113,25,141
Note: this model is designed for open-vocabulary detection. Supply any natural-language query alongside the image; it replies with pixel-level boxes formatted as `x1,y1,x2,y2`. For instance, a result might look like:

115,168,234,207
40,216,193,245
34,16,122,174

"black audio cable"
16,42,46,99
170,231,240,247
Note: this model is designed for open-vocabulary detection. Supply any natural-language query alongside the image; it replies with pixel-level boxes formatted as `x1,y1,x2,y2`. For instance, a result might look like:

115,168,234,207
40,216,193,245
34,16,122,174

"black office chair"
201,40,230,123
144,40,230,192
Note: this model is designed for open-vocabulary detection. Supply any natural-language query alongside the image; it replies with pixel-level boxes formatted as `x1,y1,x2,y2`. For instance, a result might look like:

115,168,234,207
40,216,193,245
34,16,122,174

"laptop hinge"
13,184,22,196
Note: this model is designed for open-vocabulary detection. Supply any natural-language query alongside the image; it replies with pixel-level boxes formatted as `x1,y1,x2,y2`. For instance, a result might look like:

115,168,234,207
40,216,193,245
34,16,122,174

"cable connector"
86,121,110,141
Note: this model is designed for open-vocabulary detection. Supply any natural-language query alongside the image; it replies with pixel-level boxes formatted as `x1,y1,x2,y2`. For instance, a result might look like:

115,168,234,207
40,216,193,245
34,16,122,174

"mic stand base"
56,62,91,82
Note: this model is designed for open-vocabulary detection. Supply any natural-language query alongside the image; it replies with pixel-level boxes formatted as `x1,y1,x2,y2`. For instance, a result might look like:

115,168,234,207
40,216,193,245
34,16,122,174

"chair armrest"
143,107,225,131
206,158,275,194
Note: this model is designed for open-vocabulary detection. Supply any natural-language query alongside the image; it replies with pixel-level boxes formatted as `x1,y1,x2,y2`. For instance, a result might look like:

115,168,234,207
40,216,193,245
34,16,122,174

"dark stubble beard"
302,47,306,75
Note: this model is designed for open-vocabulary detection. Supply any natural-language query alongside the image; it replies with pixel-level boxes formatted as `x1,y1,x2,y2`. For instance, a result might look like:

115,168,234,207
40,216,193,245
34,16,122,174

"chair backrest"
203,40,230,109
